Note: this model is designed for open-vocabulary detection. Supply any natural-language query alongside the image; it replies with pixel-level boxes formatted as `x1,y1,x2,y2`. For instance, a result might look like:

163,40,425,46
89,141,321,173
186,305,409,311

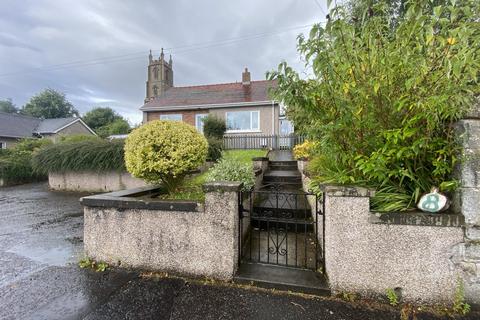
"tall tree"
269,0,480,211
83,107,122,130
22,89,78,118
83,107,130,137
0,98,18,114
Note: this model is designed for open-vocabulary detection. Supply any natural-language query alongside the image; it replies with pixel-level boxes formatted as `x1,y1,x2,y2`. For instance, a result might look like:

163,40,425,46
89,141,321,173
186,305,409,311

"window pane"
195,114,208,132
251,111,259,130
226,111,251,131
160,114,182,121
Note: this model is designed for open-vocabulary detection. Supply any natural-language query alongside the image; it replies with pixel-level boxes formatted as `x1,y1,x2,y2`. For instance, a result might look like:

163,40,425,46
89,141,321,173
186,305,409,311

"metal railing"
223,134,305,150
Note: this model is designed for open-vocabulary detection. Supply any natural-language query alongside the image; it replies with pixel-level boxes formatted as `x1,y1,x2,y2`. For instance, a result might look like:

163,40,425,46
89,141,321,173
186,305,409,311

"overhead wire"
0,23,323,78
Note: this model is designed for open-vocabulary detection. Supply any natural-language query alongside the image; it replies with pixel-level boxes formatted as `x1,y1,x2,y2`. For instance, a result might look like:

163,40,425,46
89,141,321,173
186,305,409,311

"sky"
0,0,328,125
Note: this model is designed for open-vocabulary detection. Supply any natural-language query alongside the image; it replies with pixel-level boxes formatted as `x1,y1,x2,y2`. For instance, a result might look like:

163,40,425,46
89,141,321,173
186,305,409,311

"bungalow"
0,112,95,149
140,51,293,136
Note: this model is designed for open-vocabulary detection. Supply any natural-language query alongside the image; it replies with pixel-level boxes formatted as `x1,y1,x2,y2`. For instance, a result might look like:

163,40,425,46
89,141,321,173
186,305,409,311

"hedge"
32,139,126,173
0,139,51,184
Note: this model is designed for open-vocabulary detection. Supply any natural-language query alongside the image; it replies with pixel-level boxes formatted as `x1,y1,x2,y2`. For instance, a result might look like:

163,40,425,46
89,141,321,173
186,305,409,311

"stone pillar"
252,156,269,189
453,98,480,304
203,181,243,279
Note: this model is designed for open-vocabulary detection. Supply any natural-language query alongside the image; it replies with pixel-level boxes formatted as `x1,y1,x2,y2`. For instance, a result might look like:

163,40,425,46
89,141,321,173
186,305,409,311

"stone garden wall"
323,185,465,303
49,171,147,192
81,182,241,280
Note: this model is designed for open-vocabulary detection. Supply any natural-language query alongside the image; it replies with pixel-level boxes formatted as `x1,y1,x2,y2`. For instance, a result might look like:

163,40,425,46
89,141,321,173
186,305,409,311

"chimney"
242,67,251,85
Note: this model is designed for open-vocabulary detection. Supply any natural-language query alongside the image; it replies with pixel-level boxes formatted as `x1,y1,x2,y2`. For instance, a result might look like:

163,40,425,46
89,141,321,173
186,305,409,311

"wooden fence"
223,135,305,150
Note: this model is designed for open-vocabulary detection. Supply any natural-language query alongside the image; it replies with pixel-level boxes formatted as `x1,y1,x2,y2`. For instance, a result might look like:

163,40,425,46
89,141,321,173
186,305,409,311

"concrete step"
263,171,302,184
234,263,330,296
269,164,298,171
269,160,298,167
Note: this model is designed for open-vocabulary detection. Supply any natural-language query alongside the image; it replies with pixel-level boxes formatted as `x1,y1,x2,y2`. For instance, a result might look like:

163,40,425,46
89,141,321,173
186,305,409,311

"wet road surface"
0,182,477,320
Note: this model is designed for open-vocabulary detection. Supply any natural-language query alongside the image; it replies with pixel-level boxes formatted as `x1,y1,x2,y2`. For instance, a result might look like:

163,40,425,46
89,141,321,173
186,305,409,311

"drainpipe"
272,101,275,135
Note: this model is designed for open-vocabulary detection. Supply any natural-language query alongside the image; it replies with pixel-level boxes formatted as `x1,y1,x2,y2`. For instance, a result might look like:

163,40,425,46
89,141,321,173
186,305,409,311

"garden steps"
250,153,314,232
268,164,298,171
234,263,329,296
263,170,302,184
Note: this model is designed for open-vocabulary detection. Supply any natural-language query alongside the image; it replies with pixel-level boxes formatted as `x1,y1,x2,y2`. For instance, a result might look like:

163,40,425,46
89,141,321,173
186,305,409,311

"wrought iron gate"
238,188,325,271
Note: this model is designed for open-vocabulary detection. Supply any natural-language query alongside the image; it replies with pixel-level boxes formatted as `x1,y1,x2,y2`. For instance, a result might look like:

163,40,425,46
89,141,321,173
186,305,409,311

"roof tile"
141,80,277,110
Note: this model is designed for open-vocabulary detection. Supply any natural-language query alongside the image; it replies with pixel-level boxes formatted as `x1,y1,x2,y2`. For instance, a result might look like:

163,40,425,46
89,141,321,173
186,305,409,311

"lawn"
222,149,268,163
159,149,267,201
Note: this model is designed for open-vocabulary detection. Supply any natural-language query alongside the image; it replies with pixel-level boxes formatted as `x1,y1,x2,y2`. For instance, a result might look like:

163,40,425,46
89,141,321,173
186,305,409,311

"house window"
195,114,208,133
160,114,182,121
0,142,6,149
226,111,260,132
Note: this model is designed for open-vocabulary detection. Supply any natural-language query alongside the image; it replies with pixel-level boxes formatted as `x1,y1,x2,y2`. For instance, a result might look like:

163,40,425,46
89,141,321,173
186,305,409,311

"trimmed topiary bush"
124,120,208,192
206,137,223,162
203,115,226,139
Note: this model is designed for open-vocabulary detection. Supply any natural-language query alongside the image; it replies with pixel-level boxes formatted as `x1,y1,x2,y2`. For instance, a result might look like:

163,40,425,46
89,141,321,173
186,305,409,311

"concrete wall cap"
322,185,376,197
202,181,243,192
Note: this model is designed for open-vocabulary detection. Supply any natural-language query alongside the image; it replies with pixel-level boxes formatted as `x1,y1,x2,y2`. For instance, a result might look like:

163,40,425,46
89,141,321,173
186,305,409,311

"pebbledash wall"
296,100,480,304
81,182,241,280
49,171,147,192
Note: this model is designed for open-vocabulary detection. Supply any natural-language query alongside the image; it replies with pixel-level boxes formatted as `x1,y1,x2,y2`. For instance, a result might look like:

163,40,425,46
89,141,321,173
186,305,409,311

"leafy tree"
268,0,480,211
345,0,448,30
22,89,78,118
83,107,121,130
83,107,130,138
96,118,130,138
0,98,18,114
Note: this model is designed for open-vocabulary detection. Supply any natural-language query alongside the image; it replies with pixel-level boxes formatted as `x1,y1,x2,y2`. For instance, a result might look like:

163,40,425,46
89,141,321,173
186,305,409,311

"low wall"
49,171,147,192
80,182,241,280
323,185,466,304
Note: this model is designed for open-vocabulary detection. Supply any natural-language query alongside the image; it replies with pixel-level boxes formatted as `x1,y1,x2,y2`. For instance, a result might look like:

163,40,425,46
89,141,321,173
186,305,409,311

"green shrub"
0,138,51,184
206,158,255,191
268,0,480,211
14,138,52,152
0,152,45,184
207,137,223,162
203,115,226,139
32,139,125,173
124,120,208,192
58,134,101,144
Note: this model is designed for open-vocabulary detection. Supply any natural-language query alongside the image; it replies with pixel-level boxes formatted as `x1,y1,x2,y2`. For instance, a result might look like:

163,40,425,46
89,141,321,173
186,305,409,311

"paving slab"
268,150,294,162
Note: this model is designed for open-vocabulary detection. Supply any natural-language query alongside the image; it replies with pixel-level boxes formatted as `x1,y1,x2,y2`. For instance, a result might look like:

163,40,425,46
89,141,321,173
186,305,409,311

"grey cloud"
0,0,328,124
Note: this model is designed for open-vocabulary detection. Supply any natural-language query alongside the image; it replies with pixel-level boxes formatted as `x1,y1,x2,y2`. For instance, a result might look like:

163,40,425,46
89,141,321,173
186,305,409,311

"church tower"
145,48,173,102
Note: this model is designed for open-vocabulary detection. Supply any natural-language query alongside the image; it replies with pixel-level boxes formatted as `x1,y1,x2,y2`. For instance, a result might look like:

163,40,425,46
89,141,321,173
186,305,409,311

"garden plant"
32,137,125,173
0,138,52,184
203,115,226,161
268,0,480,211
124,120,208,193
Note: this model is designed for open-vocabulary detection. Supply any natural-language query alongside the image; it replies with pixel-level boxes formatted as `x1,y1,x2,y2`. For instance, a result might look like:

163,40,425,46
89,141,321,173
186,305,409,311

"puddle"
7,243,79,267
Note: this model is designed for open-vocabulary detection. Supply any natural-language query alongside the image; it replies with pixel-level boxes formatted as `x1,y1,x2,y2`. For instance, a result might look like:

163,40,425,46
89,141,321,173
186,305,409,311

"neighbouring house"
140,50,294,136
0,112,96,149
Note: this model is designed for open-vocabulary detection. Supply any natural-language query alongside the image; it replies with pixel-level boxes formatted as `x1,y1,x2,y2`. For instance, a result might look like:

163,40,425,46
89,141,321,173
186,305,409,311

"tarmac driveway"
0,182,476,320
